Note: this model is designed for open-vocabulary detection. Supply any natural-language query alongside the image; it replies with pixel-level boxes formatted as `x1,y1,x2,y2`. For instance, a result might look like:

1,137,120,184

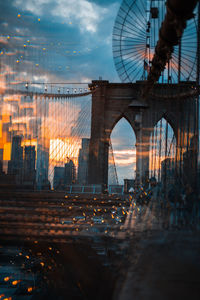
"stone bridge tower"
88,80,198,190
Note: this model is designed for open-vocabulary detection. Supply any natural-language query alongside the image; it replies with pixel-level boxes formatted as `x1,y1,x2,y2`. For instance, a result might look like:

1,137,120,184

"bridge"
0,0,200,299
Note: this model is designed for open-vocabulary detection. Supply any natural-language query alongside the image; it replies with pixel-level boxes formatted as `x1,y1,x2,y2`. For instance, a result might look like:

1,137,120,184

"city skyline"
0,0,139,183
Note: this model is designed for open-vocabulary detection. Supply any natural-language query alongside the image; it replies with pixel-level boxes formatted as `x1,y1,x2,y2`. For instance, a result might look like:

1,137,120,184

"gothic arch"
109,114,135,138
154,112,177,140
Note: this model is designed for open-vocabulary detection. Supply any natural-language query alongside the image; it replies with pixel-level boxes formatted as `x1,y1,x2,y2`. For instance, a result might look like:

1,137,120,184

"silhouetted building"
8,135,23,182
53,166,65,190
36,143,50,190
23,145,36,187
78,138,90,184
65,159,76,184
124,179,135,193
36,121,50,190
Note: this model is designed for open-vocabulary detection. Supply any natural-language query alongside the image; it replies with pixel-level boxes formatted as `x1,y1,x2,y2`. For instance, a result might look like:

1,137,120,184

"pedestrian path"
115,230,200,300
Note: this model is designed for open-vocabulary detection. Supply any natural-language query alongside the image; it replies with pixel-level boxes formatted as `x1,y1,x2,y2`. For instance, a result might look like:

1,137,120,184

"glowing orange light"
12,280,21,286
4,277,10,282
17,13,21,18
40,262,44,267
27,287,33,292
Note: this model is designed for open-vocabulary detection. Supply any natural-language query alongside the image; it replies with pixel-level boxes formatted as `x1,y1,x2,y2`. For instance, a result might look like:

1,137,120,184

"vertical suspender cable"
158,118,162,182
153,123,158,178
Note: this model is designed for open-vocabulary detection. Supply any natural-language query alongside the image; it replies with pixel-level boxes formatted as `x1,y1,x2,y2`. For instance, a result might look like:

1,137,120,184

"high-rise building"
53,166,65,190
36,143,50,190
23,145,36,186
124,179,135,193
8,135,23,182
65,159,76,185
77,138,90,184
36,117,50,190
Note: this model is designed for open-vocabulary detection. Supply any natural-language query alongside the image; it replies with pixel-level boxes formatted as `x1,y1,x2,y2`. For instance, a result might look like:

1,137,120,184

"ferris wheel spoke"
113,42,146,49
117,57,143,72
181,54,197,67
113,0,197,83
129,65,143,81
113,32,146,42
174,48,196,61
114,19,145,34
113,49,144,57
115,47,144,58
122,51,145,63
120,60,141,76
115,17,146,37
114,50,144,63
114,24,145,39
123,4,147,29
120,5,146,30
173,52,196,70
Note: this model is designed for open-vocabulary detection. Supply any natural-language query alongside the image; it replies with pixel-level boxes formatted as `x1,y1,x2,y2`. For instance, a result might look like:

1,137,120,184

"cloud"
14,0,50,15
13,0,108,33
53,0,106,33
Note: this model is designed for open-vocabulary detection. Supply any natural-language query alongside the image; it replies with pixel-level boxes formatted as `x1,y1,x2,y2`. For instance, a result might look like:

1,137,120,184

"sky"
0,0,182,186
0,0,139,183
0,0,122,83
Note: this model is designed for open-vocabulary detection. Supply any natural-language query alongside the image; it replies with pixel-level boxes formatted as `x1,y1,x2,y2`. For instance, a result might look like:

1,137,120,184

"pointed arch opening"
149,118,176,186
109,117,136,186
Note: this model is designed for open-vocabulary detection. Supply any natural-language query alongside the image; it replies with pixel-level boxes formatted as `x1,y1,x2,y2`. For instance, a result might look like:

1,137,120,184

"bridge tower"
88,80,198,190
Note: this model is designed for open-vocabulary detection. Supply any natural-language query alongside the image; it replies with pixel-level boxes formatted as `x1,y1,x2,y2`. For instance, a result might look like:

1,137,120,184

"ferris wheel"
112,0,198,83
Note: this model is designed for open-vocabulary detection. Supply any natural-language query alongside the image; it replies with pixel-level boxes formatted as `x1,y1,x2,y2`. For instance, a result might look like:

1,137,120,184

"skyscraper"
53,166,65,190
65,159,76,185
23,145,36,186
8,135,23,182
36,142,50,190
36,117,50,190
77,138,90,184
